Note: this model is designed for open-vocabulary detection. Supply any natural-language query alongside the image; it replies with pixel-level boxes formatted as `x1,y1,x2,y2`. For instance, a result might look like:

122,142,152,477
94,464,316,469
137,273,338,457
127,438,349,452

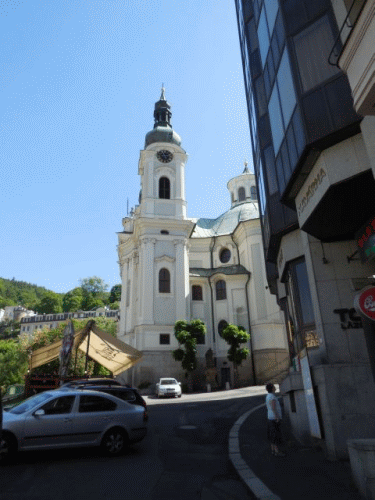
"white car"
156,378,182,398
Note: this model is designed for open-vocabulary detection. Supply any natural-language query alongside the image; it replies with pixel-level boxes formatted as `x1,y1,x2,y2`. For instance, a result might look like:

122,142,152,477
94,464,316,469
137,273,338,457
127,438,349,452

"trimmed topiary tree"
221,324,250,387
172,319,206,391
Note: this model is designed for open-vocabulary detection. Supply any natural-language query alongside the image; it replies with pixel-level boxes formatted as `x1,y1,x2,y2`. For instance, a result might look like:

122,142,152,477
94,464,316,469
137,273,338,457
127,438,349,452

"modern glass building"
235,0,375,460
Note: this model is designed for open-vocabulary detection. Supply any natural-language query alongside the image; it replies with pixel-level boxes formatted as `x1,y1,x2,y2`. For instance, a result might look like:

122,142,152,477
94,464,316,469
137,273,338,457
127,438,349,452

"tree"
221,324,250,387
0,339,29,392
172,319,206,390
109,284,121,303
79,276,108,297
0,319,21,340
36,292,63,314
62,288,83,312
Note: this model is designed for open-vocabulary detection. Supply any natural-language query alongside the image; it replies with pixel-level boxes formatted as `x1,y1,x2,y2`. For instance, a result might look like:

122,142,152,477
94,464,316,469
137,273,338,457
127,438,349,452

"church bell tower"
117,88,194,385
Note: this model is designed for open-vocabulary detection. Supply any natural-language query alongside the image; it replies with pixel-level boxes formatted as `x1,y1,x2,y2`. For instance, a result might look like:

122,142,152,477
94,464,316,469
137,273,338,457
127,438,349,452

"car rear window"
103,389,136,402
78,395,117,413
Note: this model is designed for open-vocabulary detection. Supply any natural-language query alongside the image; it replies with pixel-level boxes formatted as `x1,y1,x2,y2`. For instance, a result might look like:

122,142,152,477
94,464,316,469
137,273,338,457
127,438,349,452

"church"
117,89,289,390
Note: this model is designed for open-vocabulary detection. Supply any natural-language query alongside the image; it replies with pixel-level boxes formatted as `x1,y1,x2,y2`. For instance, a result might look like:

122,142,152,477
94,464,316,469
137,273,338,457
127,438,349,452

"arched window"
159,268,170,293
218,320,228,337
159,177,170,199
238,187,246,201
251,186,257,200
216,280,226,300
192,285,203,301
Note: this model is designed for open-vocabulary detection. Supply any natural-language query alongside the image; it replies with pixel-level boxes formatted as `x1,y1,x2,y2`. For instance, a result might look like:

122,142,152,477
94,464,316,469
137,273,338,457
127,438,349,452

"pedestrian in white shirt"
265,382,285,457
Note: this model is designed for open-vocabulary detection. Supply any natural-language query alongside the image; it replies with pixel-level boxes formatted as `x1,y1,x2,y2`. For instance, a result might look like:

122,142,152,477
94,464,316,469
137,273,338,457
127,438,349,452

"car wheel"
178,394,182,398
101,428,128,456
0,432,17,464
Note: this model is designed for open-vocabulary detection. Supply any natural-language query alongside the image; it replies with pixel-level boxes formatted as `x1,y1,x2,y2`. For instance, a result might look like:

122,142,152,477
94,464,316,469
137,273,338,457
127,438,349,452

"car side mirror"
34,409,45,417
178,382,181,385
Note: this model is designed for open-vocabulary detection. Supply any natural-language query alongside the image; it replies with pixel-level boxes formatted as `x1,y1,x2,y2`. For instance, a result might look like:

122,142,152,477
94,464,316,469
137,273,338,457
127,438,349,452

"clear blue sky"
1,0,252,294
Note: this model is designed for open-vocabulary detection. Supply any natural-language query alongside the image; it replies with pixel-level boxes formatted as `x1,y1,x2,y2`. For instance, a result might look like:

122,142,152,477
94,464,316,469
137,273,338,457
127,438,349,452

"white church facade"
117,90,289,389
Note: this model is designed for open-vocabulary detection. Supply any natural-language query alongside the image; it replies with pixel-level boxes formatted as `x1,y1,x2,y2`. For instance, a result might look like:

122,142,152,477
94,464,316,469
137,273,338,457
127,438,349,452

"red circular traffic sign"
354,286,375,322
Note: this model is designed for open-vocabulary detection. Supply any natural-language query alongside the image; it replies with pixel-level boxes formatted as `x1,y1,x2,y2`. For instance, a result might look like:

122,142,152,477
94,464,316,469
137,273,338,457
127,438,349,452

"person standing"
266,382,285,457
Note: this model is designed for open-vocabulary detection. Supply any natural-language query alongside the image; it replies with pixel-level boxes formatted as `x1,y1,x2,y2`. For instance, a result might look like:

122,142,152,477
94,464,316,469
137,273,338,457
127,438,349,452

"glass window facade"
294,15,339,93
286,258,317,354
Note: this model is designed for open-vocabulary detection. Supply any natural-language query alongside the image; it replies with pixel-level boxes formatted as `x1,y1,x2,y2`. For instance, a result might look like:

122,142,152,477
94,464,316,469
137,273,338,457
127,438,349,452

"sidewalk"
229,401,362,500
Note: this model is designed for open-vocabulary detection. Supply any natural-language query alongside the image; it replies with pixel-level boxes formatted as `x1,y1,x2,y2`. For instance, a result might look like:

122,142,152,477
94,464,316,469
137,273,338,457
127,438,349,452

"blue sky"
1,0,252,294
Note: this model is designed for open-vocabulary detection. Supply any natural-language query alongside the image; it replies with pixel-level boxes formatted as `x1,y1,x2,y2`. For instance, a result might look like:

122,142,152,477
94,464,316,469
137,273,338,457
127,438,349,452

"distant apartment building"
20,308,119,335
235,0,375,459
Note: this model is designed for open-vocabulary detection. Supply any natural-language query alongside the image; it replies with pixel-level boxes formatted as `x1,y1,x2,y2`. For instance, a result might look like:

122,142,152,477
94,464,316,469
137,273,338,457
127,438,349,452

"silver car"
1,388,147,462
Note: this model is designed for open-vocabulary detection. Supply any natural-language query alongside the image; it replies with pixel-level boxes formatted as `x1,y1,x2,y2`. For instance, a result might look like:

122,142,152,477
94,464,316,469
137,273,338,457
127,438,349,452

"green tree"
108,301,119,310
83,296,105,311
79,276,108,297
0,319,21,340
172,319,206,390
221,324,250,387
80,276,109,309
36,292,63,314
109,284,122,303
62,288,83,312
0,339,29,392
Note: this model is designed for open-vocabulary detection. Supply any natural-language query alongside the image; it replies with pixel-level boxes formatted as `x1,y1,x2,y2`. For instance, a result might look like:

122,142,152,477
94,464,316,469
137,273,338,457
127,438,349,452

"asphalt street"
0,388,265,500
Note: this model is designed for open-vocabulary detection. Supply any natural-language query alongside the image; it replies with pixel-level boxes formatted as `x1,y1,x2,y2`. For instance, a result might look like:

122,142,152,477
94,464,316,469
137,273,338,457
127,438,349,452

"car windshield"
8,392,54,415
160,379,177,385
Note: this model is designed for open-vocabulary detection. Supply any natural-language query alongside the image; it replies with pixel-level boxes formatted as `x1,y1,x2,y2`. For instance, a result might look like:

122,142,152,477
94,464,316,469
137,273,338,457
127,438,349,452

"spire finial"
243,158,249,173
160,84,166,101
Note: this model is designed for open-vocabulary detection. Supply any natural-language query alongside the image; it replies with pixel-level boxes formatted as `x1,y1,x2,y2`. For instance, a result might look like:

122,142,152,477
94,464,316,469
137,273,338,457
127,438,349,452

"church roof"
190,201,259,238
189,264,249,277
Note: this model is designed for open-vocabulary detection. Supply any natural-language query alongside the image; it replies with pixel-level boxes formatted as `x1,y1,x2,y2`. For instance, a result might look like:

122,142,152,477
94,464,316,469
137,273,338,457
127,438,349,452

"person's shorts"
267,419,282,445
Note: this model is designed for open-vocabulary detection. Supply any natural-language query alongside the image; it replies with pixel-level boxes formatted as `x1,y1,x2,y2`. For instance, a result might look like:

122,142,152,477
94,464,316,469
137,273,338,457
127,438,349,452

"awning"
29,320,142,376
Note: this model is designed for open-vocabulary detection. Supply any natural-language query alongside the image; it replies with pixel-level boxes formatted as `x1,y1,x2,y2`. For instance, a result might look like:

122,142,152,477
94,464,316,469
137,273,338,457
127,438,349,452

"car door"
22,395,76,449
70,394,118,445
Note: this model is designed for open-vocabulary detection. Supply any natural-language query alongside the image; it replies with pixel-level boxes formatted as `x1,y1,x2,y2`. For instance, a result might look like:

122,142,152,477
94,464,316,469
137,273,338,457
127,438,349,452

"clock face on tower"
157,150,173,163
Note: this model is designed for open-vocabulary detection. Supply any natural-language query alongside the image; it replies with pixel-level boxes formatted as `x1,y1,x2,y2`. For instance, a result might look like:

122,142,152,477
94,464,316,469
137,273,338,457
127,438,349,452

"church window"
238,187,246,201
219,248,231,264
192,285,203,301
159,268,170,293
159,177,170,199
218,320,228,337
251,186,257,200
216,280,227,300
160,334,170,345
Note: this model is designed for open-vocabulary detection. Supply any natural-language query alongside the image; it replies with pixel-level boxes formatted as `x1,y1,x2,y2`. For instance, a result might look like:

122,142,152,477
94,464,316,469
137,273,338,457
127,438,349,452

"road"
0,387,267,500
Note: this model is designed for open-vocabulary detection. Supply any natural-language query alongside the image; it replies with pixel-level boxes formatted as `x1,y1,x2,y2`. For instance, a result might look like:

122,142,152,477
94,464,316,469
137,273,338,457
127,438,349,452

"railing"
328,0,367,67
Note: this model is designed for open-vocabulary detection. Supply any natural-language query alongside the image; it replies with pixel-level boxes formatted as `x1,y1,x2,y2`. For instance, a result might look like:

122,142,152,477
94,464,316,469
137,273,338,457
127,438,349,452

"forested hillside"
0,278,56,310
0,277,121,315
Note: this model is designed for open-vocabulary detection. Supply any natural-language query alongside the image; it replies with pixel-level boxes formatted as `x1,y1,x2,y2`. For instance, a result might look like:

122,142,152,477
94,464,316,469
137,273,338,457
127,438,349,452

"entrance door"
221,367,230,388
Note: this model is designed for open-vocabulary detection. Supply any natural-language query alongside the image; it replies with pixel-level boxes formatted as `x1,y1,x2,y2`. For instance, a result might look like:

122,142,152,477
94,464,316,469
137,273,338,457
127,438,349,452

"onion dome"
145,86,182,148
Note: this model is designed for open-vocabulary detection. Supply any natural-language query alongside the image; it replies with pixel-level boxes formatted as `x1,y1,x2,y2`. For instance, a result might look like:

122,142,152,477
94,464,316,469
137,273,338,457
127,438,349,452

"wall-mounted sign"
356,216,375,263
354,286,375,322
333,308,363,330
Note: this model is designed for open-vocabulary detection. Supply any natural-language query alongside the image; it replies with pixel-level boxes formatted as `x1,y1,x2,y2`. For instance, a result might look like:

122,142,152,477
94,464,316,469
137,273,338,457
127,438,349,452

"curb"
228,403,282,500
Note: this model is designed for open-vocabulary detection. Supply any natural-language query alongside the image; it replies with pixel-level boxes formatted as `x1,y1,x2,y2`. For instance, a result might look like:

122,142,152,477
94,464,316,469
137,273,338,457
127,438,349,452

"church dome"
145,126,181,148
145,87,182,148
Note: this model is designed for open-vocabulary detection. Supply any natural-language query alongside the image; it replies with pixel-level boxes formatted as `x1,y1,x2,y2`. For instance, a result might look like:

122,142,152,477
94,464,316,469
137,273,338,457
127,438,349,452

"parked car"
61,385,148,420
61,378,122,388
0,388,147,463
155,378,182,398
